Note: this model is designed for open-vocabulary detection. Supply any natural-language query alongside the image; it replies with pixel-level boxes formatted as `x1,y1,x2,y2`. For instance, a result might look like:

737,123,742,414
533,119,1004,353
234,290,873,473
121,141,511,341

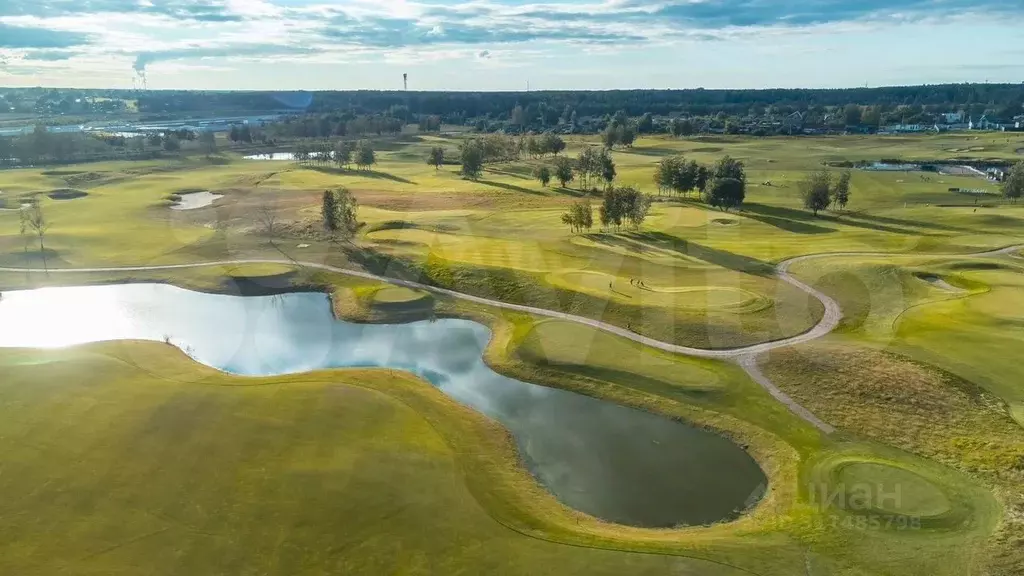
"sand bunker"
170,191,223,211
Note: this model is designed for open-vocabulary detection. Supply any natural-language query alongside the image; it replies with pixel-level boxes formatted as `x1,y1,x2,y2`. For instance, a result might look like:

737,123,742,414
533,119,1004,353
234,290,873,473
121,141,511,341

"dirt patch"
47,188,88,200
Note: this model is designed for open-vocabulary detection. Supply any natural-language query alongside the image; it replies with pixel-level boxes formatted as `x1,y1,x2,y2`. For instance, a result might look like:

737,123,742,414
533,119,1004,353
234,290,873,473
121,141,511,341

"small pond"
0,284,766,527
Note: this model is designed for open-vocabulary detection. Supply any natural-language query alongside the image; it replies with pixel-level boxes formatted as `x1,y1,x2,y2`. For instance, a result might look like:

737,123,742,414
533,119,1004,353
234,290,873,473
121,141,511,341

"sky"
0,0,1022,91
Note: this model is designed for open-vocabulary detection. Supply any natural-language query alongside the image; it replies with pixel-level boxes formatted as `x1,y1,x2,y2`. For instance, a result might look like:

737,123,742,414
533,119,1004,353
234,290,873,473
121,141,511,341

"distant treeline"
113,84,1024,116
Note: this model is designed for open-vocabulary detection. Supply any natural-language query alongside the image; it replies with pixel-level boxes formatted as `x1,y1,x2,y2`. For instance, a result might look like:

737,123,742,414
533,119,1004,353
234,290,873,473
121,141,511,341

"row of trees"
0,126,212,166
559,186,653,233
653,155,748,211
123,84,1024,123
294,140,377,170
800,170,852,215
263,114,405,139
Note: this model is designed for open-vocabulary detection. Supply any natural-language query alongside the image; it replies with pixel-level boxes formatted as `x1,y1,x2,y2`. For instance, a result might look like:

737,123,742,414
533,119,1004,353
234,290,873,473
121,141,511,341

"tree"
576,146,601,190
355,140,375,170
255,199,280,245
321,187,358,241
553,156,574,188
541,133,566,156
695,165,711,193
654,156,682,194
833,170,852,210
800,169,833,216
706,177,745,211
560,199,593,233
198,131,217,156
229,125,240,142
18,205,32,257
322,189,338,232
510,105,525,128
637,112,654,134
599,150,616,189
162,134,180,152
671,118,694,137
428,146,445,170
844,104,863,126
1004,161,1024,203
26,201,50,270
534,165,552,187
335,141,352,169
713,155,745,181
460,140,484,180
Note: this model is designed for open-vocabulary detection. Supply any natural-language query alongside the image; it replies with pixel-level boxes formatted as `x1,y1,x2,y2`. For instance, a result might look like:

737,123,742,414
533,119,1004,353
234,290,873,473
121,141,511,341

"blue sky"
0,0,1022,90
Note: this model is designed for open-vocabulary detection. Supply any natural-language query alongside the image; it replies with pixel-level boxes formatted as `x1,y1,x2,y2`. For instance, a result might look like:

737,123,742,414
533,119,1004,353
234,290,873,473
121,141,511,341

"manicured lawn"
1,131,1023,574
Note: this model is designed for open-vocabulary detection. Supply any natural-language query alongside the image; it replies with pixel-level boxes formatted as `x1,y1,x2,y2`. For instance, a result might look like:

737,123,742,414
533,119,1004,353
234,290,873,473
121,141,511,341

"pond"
0,284,767,528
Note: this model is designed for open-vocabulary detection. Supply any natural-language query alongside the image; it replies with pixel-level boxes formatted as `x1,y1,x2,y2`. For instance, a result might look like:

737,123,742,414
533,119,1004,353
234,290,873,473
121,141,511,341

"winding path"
2,244,1022,435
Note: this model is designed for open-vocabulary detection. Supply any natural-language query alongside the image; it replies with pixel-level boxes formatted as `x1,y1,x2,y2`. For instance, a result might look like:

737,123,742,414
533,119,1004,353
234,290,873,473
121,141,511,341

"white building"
942,111,965,124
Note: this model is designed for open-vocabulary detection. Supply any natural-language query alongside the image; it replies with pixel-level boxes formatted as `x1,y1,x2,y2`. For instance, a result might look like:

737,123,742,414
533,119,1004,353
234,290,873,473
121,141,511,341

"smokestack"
403,73,408,91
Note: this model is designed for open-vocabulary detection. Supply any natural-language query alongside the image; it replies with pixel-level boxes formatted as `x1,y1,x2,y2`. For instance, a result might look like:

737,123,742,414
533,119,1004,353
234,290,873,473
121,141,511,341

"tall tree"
428,146,445,170
553,156,574,188
26,201,50,271
844,103,863,126
637,112,654,134
713,155,746,181
801,169,833,215
561,199,593,233
599,149,616,189
355,140,376,170
1004,161,1024,203
321,187,358,241
706,177,745,211
654,156,682,195
335,141,352,169
198,130,217,156
833,170,852,210
534,165,552,187
255,199,280,245
460,140,484,180
322,189,338,232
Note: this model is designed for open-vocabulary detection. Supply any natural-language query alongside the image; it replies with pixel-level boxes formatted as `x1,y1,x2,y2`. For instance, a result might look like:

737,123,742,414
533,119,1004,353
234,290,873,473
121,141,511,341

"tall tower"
403,73,408,91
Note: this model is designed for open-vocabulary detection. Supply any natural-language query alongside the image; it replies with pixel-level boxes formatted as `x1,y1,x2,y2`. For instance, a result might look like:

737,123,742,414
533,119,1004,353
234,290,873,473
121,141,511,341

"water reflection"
0,284,766,527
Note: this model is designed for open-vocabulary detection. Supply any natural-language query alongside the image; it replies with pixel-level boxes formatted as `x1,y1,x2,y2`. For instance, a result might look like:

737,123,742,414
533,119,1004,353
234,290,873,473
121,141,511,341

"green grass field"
1,131,1023,575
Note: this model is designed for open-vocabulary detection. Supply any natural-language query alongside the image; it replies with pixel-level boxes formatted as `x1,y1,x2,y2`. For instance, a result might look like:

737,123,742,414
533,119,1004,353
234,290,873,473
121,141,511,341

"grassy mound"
0,345,752,576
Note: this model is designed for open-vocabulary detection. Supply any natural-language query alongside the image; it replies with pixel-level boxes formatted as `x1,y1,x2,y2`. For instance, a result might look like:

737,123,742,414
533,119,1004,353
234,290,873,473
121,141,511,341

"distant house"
969,115,999,130
942,111,965,124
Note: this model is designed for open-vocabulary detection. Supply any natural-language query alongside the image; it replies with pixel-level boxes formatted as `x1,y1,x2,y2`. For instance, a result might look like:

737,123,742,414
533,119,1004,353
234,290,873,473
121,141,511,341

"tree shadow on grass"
485,166,532,180
626,231,776,276
839,210,972,234
305,165,416,185
742,202,932,236
478,179,545,195
622,146,681,157
583,231,775,276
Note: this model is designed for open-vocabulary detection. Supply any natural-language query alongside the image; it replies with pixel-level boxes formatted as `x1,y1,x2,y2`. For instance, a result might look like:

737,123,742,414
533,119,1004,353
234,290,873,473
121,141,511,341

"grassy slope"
760,252,1024,573
0,264,1009,575
2,132,1023,574
0,344,755,576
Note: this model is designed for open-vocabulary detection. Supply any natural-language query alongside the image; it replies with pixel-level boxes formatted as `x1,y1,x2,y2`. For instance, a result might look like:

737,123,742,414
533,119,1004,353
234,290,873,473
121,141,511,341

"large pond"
0,284,766,527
